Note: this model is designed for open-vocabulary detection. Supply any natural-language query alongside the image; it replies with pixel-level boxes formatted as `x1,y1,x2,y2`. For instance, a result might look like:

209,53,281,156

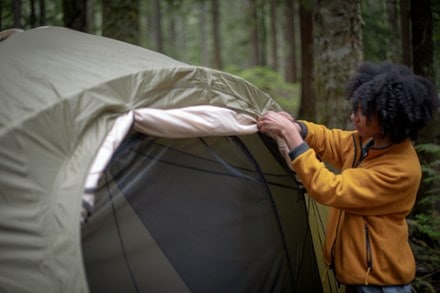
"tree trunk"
63,0,87,32
269,0,278,71
39,0,46,26
386,0,400,63
298,0,316,120
0,0,3,30
248,0,259,67
167,9,177,59
30,0,36,27
12,0,22,28
410,0,439,254
177,16,187,61
102,0,140,45
200,2,209,67
411,0,434,78
86,0,95,33
314,0,363,129
400,0,411,66
411,0,438,144
212,0,223,69
283,0,298,83
152,0,162,52
257,0,266,66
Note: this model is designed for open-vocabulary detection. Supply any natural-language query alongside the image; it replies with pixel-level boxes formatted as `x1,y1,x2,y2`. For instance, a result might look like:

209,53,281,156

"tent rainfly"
0,27,337,293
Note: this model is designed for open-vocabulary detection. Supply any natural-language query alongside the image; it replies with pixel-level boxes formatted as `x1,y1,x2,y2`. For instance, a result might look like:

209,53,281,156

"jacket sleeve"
289,147,421,216
299,121,357,170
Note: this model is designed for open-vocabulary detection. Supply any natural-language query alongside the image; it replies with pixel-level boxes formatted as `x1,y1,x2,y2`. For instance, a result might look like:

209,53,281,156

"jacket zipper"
355,139,374,168
351,135,360,168
364,223,373,285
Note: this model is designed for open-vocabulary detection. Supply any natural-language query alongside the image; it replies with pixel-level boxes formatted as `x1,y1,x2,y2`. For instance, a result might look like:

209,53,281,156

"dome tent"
0,27,335,292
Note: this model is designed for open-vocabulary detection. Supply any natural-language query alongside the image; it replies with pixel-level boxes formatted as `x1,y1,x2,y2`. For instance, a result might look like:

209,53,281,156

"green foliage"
225,65,300,114
361,0,388,62
409,143,440,291
0,0,63,30
433,3,440,86
413,143,440,246
414,214,440,241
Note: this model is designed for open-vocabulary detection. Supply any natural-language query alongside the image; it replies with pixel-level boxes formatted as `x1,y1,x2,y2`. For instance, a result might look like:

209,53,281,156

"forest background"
1,0,440,291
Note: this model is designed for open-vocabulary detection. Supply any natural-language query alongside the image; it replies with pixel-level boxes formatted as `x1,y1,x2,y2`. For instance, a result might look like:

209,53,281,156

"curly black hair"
345,62,439,143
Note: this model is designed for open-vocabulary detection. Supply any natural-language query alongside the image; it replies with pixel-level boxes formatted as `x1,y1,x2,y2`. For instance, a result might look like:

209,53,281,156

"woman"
257,62,438,292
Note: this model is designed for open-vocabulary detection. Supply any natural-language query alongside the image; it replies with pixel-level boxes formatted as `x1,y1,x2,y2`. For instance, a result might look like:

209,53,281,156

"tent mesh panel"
82,131,322,293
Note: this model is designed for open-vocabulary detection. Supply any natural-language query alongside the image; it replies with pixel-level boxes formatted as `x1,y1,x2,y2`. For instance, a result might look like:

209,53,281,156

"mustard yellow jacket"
290,121,419,286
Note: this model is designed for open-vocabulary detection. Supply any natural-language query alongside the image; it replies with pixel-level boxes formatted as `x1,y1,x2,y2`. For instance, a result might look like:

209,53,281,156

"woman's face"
350,106,381,139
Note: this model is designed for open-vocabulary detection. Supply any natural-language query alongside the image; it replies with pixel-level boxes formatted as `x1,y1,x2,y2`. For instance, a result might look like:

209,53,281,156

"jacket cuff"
288,142,310,160
296,121,307,138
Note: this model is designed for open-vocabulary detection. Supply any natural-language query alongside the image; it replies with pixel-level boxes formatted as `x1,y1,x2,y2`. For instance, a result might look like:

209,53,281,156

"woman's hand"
257,111,292,136
257,111,304,150
277,111,295,122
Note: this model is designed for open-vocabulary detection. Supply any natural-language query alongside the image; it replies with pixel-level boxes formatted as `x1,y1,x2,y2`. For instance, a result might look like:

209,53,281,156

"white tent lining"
82,105,259,223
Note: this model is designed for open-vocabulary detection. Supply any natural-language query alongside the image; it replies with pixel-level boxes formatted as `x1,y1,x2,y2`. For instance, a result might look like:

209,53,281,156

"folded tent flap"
81,105,259,223
133,105,258,138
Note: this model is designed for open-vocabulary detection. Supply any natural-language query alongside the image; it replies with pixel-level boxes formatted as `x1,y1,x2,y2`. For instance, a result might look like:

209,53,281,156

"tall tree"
86,0,95,33
165,1,178,59
12,0,22,28
411,0,434,78
63,0,87,32
212,0,223,69
298,0,316,120
102,0,140,45
39,0,46,26
386,0,400,63
200,1,209,67
151,0,163,51
248,0,260,67
0,0,3,30
314,0,363,128
30,0,36,27
400,0,411,66
269,0,278,71
283,0,298,83
257,0,267,66
411,0,438,144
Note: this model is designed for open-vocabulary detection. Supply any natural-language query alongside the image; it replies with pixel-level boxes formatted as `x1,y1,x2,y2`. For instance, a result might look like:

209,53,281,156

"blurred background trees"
1,0,439,290
2,0,437,126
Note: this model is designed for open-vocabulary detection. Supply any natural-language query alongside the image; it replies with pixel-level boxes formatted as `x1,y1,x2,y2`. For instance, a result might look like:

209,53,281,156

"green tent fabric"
0,27,336,293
